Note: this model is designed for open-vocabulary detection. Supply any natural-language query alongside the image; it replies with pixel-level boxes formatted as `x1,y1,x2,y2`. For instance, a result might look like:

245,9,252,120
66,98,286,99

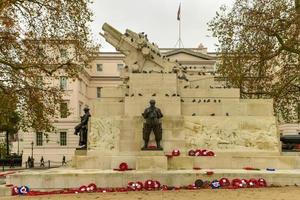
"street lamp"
31,141,33,158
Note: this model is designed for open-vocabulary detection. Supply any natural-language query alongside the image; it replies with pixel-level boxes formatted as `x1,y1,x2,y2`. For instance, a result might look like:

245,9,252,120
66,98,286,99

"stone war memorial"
6,23,300,191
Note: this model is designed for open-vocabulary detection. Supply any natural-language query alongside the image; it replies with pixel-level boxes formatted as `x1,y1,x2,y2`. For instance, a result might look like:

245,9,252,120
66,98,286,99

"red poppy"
248,178,258,188
206,151,215,156
78,185,87,193
219,178,230,187
11,186,19,195
87,183,97,192
119,162,129,171
136,181,143,191
231,179,243,188
195,149,203,156
257,178,267,187
240,179,248,188
144,180,155,190
161,185,168,191
172,149,180,156
153,180,161,189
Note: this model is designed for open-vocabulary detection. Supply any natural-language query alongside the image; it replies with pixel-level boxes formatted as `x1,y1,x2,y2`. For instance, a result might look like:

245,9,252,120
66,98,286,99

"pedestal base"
74,149,87,156
76,146,87,150
136,156,167,170
141,147,163,151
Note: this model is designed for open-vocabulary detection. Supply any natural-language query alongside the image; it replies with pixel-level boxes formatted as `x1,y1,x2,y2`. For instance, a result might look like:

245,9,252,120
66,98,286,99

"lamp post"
31,141,33,158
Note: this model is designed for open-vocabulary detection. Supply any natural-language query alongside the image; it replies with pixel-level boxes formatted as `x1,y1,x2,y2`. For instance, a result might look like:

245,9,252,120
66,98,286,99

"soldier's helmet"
149,99,156,105
84,106,90,112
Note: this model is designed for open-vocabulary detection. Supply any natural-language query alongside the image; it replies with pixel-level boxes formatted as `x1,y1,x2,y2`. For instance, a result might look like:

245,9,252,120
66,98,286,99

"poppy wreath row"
188,178,267,189
128,180,161,191
188,149,215,156
11,178,267,196
12,183,98,196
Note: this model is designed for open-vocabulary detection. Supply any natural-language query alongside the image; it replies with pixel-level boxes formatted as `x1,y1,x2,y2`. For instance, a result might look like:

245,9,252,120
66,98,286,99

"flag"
177,3,181,21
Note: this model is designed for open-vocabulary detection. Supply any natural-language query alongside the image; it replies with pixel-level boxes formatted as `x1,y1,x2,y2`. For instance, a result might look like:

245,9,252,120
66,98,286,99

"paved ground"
1,187,300,200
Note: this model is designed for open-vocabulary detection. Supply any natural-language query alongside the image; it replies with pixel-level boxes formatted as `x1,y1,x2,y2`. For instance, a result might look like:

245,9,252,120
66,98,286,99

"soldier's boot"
156,140,161,149
143,140,149,149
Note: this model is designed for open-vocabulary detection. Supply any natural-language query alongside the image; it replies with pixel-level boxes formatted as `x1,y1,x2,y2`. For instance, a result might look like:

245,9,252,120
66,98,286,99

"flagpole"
179,15,181,48
175,2,183,48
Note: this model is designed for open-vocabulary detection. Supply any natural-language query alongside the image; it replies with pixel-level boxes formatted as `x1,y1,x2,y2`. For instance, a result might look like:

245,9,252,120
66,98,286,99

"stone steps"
72,153,300,170
0,185,11,197
6,168,300,189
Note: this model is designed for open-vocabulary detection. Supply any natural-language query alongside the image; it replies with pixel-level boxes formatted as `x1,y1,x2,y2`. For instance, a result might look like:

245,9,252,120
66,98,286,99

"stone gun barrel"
100,23,182,73
102,23,122,39
101,23,123,49
280,135,300,144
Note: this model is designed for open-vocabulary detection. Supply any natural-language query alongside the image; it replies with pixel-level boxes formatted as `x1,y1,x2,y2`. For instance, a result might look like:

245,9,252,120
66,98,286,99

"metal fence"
1,158,71,171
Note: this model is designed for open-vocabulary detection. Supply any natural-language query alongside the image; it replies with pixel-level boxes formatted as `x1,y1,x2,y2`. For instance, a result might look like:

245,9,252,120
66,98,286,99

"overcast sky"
90,0,235,52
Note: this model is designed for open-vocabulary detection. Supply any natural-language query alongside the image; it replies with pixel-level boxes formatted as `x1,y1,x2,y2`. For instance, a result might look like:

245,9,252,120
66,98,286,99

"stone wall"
88,116,280,153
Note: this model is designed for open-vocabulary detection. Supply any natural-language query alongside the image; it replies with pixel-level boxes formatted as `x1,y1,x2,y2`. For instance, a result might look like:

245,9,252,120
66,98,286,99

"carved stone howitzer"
100,23,183,74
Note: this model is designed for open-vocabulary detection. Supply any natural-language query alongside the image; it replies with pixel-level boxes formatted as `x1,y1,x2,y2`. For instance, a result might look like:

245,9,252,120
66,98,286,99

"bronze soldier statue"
74,107,91,149
142,100,163,150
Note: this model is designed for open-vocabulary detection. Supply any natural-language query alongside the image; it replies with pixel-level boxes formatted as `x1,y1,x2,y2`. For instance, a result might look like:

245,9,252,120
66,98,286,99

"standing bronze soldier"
142,100,163,150
74,107,91,149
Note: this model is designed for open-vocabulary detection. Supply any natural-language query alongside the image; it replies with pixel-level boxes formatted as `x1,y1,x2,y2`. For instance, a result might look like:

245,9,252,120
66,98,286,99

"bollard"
2,164,4,171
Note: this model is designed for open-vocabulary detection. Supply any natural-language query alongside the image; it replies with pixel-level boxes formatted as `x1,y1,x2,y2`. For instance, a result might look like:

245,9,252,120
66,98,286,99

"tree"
0,91,20,156
209,0,300,123
0,0,94,132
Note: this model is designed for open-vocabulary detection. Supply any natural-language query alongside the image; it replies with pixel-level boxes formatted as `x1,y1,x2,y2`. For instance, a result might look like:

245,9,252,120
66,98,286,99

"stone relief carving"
89,117,120,151
183,116,279,151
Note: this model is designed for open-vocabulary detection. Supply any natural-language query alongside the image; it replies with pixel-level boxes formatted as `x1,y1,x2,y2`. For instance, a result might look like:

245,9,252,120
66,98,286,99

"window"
36,132,43,146
60,102,68,118
60,76,67,90
60,132,67,146
117,64,124,71
97,87,102,98
96,64,103,71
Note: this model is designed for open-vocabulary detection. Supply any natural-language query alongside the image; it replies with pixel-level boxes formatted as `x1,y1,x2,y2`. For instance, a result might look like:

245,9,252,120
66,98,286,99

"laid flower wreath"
11,178,268,196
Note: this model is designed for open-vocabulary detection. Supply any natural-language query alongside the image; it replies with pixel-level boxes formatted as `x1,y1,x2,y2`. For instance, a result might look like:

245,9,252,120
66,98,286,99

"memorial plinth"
6,23,300,190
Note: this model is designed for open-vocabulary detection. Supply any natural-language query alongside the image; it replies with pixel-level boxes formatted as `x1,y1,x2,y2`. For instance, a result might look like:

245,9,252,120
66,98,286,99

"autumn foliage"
209,0,300,122
0,0,94,131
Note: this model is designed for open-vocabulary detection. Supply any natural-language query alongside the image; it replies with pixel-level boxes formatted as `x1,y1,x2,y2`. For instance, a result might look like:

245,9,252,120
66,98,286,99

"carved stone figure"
74,107,91,149
142,100,163,150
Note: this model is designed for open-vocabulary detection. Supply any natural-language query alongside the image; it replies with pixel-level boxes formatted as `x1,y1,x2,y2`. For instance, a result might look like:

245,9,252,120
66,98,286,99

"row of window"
59,87,100,118
36,132,67,146
39,64,124,92
96,64,124,72
35,76,68,90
